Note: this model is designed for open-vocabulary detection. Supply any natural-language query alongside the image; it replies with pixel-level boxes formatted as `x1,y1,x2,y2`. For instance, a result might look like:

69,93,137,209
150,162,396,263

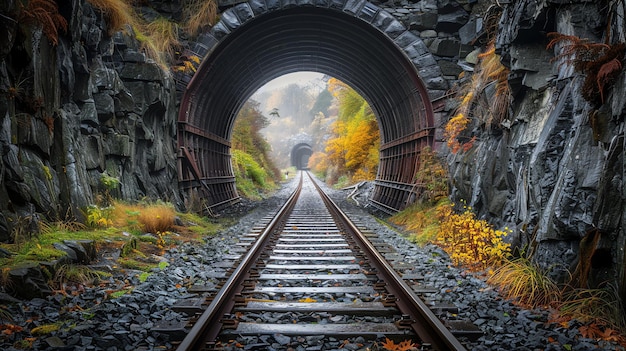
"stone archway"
176,0,447,211
291,143,313,170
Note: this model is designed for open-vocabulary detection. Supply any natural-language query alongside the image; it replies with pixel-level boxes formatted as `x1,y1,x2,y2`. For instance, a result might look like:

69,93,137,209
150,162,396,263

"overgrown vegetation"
546,32,625,105
87,0,138,34
18,0,68,46
231,100,281,199
444,41,511,153
389,146,626,344
413,146,449,203
436,201,511,270
182,0,219,37
308,78,380,185
0,201,221,274
487,256,560,307
86,0,216,71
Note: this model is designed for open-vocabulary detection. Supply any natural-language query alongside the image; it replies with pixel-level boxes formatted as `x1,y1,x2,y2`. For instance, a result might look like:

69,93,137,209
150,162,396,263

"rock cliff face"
443,0,626,295
0,0,180,241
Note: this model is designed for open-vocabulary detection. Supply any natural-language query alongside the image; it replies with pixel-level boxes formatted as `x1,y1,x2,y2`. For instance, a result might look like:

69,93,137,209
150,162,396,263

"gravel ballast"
0,175,623,350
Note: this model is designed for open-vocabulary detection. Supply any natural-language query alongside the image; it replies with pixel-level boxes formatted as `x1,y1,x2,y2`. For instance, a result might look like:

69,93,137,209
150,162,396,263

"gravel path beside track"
1,175,623,350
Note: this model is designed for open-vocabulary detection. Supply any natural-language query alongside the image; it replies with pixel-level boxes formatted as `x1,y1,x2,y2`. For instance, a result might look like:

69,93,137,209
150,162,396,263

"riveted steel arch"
176,0,447,211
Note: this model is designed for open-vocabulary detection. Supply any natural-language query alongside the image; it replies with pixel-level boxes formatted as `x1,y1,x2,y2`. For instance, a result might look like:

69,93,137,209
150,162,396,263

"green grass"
0,201,224,290
232,149,277,199
389,198,450,246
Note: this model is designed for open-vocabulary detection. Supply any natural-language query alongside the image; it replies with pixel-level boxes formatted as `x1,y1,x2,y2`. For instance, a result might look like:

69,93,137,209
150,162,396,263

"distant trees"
231,100,281,198
309,78,380,185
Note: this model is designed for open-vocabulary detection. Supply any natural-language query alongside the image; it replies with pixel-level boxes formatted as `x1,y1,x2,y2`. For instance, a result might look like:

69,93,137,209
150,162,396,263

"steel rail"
306,172,467,351
176,174,303,350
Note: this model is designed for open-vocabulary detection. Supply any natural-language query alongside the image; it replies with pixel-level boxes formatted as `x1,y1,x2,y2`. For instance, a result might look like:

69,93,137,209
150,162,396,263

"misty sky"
255,71,325,94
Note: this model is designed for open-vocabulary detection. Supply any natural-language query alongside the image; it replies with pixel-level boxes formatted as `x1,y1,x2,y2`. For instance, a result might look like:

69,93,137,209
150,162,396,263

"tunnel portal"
291,143,313,170
176,0,446,212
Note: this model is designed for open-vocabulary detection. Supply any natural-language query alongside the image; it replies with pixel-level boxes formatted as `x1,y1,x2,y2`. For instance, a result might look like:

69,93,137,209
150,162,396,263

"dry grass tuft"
137,203,175,234
87,0,139,34
52,264,104,289
142,17,181,64
560,286,625,330
444,41,511,153
110,201,175,234
183,0,218,37
488,257,560,308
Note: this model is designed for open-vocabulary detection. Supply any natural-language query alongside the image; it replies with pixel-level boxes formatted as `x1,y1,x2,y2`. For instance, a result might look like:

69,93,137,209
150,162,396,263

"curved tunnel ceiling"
177,0,446,211
181,2,438,146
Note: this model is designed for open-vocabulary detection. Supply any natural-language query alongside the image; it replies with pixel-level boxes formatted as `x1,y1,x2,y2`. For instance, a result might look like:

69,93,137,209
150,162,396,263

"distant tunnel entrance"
176,0,446,212
291,143,313,170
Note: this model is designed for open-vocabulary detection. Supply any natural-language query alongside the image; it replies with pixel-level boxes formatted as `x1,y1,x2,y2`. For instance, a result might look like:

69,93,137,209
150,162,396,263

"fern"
19,0,68,46
547,32,625,104
597,58,623,103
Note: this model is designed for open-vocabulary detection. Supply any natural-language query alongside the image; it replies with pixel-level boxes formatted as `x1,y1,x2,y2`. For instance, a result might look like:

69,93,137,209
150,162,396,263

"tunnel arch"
176,0,447,212
291,143,313,170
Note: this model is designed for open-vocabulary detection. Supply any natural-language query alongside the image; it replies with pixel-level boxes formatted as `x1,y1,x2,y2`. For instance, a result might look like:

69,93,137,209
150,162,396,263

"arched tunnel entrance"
291,143,313,170
176,0,446,212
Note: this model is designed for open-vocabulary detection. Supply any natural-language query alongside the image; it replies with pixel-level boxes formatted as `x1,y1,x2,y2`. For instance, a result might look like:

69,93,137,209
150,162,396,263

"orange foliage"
322,80,380,183
444,42,510,153
0,324,24,335
547,32,625,104
308,151,329,175
380,338,418,351
19,0,68,46
579,323,626,346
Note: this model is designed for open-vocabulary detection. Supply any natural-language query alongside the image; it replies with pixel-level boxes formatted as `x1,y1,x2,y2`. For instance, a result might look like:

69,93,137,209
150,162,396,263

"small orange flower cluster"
435,203,511,270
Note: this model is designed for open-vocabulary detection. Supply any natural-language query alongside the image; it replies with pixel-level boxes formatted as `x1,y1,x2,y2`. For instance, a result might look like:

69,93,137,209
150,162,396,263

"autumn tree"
313,78,380,183
231,100,281,197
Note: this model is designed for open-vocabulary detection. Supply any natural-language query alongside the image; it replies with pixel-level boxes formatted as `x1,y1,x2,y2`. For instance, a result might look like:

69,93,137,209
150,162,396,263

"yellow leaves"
30,323,59,335
435,203,511,270
320,81,379,183
443,112,473,153
298,297,317,303
173,55,201,74
327,77,346,98
444,41,511,154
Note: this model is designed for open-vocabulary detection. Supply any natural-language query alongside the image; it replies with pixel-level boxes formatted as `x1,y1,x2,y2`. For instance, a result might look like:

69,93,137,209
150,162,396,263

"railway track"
173,172,478,350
